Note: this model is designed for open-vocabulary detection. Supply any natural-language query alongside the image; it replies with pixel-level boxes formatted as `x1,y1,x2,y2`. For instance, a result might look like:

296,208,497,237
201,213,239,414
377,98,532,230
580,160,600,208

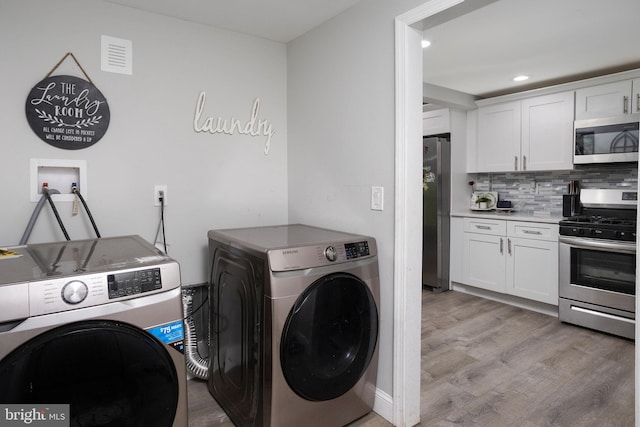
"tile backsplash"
471,164,638,217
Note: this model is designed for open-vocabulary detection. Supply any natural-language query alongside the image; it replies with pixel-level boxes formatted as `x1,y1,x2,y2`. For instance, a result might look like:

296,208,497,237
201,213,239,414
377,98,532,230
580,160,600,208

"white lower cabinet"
449,217,465,284
463,219,506,293
460,218,559,305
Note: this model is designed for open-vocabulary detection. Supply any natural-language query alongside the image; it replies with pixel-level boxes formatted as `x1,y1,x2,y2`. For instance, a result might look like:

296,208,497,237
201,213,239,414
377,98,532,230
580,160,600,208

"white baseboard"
372,387,394,424
451,282,559,317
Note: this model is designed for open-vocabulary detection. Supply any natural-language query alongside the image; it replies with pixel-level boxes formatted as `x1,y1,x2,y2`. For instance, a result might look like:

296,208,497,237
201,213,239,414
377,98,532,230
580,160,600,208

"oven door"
559,236,636,312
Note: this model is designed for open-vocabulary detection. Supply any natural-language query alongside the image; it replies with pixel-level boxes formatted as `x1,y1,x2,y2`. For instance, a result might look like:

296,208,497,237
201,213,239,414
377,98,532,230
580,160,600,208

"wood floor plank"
188,290,634,426
421,290,634,427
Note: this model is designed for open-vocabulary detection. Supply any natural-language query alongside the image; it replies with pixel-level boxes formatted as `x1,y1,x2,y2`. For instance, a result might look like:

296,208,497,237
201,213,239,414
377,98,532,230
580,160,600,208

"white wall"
287,0,427,400
2,0,433,416
0,0,288,285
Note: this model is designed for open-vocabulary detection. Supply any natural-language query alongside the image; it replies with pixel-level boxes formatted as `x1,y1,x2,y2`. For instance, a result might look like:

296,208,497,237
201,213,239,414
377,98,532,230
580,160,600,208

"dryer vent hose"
182,288,209,380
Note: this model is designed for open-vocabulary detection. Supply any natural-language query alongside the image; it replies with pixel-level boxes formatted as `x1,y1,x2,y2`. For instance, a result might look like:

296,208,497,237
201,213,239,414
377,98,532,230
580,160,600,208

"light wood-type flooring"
188,290,634,426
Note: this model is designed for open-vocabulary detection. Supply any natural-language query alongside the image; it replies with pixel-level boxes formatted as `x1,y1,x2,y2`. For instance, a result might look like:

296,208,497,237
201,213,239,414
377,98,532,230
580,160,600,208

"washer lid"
0,235,171,286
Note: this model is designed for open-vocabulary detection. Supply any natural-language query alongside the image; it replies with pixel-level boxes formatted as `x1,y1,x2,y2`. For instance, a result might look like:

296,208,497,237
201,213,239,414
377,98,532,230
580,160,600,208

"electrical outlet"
154,185,167,206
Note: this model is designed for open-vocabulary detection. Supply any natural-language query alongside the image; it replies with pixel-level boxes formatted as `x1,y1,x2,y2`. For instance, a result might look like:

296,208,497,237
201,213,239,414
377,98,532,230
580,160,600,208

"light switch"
371,186,384,211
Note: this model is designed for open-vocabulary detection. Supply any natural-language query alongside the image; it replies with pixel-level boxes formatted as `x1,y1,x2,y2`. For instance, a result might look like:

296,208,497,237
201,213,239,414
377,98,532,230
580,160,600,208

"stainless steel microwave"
574,114,640,164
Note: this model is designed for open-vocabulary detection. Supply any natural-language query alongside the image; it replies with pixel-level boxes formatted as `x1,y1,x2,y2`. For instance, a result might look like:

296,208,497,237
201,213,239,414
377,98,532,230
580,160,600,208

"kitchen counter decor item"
470,191,498,211
25,52,110,150
563,180,581,217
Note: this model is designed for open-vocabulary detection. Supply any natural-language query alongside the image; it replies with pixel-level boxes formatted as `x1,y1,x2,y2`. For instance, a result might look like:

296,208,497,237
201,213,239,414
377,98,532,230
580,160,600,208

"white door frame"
393,1,466,426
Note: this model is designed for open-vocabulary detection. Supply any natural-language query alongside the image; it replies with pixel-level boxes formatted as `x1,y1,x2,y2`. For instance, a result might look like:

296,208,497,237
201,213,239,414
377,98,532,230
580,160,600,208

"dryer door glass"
0,320,179,427
280,272,378,401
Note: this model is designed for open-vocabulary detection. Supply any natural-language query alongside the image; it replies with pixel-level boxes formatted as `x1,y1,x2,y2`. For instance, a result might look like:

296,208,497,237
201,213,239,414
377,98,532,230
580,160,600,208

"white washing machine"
207,224,379,427
0,235,188,427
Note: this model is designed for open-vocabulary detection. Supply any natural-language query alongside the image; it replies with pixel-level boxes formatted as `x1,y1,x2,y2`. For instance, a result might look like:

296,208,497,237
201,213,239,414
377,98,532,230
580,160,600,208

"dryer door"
0,320,179,427
280,272,378,401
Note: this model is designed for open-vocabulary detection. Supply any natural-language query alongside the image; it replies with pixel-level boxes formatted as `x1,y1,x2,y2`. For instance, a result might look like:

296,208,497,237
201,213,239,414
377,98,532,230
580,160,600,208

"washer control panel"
108,268,162,299
28,262,180,317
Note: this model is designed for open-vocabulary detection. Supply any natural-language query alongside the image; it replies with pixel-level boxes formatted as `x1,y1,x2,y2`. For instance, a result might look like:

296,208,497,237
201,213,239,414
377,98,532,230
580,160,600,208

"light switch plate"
371,186,384,211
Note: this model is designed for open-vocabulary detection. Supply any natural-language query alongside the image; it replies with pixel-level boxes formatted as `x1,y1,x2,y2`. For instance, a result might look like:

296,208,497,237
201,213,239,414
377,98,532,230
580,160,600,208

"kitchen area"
423,55,638,339
420,0,638,335
419,14,637,420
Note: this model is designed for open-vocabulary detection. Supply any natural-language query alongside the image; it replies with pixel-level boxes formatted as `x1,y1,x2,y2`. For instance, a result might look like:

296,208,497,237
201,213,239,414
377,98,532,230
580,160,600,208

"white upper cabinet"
467,70,640,173
575,80,635,120
476,101,521,172
474,92,574,172
521,91,575,171
423,108,450,136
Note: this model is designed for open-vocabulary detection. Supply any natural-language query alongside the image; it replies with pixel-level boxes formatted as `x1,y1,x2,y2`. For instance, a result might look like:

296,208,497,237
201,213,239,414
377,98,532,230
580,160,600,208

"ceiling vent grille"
101,35,132,75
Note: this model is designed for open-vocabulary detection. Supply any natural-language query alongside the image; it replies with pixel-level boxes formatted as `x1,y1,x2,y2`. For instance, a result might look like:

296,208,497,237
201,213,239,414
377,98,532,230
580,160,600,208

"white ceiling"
102,0,640,99
102,0,362,43
422,0,640,98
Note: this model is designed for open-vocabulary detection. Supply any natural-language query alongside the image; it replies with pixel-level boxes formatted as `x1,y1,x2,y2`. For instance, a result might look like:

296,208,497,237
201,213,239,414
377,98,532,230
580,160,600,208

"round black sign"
25,75,110,149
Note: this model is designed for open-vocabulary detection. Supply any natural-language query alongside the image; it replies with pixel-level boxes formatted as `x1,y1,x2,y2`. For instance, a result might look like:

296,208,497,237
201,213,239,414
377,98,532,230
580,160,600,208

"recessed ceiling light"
421,40,431,48
513,75,530,82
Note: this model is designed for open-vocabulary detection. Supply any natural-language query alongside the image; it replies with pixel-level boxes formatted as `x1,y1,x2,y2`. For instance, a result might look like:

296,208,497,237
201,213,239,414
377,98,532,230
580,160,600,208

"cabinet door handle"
500,238,504,254
523,155,527,171
522,230,542,235
508,238,512,255
624,96,629,114
637,93,640,113
514,156,518,171
476,225,491,230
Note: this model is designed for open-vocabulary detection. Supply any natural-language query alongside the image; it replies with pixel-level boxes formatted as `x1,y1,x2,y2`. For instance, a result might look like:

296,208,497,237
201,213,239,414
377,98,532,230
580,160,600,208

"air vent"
101,35,132,75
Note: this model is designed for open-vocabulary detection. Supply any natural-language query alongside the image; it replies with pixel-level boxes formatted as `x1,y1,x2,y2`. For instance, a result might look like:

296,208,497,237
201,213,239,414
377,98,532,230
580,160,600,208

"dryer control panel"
269,238,377,271
344,241,370,259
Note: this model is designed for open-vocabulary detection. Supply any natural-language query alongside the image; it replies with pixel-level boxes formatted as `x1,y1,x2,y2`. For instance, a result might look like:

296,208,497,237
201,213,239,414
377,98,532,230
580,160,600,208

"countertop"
452,210,563,224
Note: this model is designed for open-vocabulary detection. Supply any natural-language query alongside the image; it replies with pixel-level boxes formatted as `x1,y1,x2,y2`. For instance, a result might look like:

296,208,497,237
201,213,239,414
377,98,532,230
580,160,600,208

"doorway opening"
395,1,640,426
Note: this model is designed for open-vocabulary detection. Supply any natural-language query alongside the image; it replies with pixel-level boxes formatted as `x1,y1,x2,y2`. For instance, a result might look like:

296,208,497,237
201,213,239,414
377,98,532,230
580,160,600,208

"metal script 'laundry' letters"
193,91,276,155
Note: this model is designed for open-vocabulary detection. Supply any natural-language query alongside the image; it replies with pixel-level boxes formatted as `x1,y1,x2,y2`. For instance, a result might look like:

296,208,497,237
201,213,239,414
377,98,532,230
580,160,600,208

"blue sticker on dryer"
147,320,184,345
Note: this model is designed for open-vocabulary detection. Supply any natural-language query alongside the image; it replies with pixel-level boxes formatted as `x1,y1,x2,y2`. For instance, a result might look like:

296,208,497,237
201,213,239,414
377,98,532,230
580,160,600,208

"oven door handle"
570,305,635,324
559,235,637,255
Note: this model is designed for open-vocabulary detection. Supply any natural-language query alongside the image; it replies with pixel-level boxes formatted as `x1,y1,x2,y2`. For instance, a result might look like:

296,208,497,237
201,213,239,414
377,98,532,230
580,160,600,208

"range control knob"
62,280,88,305
324,246,338,262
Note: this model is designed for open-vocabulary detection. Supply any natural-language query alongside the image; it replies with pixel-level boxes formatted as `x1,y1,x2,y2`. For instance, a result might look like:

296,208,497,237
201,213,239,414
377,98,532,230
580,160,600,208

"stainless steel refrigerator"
422,135,450,292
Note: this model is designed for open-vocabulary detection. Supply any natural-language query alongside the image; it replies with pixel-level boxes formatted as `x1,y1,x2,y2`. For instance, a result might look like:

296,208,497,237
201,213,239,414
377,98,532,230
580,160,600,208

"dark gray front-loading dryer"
207,224,380,427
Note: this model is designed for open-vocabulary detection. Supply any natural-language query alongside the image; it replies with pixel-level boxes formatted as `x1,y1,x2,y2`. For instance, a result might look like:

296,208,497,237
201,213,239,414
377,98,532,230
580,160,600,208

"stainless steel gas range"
558,188,637,339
